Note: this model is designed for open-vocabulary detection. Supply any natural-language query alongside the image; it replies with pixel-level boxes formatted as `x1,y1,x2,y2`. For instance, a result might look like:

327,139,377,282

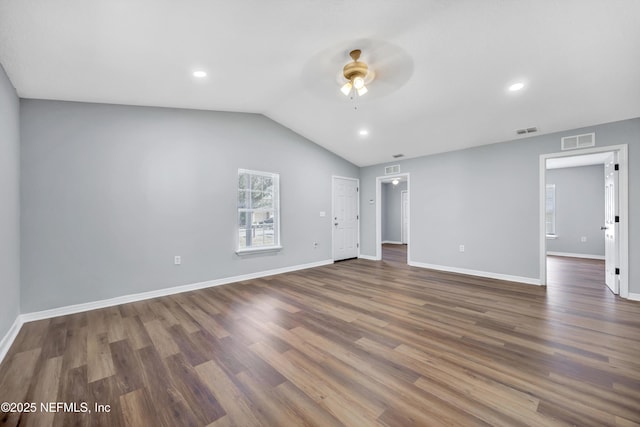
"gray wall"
360,118,640,292
382,181,407,243
20,100,358,312
0,64,21,339
546,165,605,257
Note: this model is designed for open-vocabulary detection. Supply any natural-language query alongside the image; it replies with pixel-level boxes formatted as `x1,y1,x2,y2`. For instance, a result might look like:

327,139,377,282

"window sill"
236,246,283,255
546,234,558,240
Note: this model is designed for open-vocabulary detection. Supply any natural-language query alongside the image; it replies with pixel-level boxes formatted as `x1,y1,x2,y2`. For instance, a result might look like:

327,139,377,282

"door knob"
600,226,608,230
334,222,339,226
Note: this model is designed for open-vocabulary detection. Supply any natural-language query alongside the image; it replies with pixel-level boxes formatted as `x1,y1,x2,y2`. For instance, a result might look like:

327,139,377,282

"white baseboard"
20,259,334,323
627,293,640,302
358,254,379,261
547,251,605,260
0,316,24,365
408,260,541,286
382,241,403,245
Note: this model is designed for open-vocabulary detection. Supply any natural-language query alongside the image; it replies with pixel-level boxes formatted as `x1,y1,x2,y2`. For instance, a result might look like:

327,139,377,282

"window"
237,169,280,252
545,184,556,237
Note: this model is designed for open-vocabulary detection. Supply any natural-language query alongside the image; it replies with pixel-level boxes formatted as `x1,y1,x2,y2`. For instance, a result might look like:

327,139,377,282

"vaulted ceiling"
1,0,639,166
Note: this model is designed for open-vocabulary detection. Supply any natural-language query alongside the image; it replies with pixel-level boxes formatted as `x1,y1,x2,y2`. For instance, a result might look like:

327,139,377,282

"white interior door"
604,153,619,294
333,177,359,261
401,190,408,244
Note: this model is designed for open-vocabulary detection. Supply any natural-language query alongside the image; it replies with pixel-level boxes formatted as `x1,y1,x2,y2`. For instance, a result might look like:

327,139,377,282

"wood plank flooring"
1,246,639,426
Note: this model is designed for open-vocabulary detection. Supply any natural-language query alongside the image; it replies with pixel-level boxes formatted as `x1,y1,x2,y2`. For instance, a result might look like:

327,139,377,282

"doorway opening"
545,156,606,297
539,145,629,298
376,173,410,263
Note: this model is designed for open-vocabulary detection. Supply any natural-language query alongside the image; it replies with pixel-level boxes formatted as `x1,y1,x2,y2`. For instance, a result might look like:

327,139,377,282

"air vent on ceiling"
561,133,595,151
516,127,538,135
392,154,404,158
385,165,400,175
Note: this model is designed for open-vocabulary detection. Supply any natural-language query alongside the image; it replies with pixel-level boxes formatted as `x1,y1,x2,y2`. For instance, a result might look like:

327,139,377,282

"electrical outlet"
459,245,465,252
581,236,587,242
319,211,326,217
174,256,181,265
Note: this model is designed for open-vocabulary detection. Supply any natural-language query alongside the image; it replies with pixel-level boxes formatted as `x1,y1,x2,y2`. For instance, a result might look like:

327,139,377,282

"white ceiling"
1,0,639,167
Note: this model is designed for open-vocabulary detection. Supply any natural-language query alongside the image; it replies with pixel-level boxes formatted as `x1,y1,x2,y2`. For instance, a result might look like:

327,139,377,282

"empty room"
1,1,639,426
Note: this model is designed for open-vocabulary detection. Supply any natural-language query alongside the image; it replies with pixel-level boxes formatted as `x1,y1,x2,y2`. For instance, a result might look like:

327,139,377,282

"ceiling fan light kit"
341,49,372,97
340,81,352,96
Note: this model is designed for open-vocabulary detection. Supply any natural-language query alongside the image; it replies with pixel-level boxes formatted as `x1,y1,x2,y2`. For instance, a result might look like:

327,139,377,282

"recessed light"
193,70,207,78
509,82,525,91
359,129,369,136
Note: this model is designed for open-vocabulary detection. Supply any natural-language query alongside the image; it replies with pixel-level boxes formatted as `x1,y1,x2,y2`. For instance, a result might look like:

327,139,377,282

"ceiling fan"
340,49,375,97
300,41,412,100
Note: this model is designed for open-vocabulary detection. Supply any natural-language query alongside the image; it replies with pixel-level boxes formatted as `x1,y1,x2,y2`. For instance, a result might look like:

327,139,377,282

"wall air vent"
385,165,400,175
516,127,538,135
561,133,595,150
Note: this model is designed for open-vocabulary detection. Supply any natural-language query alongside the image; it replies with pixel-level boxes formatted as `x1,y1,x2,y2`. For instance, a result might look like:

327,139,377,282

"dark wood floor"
1,246,639,426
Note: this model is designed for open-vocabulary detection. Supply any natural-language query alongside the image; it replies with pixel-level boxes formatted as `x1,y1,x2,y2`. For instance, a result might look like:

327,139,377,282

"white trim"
376,173,410,262
358,254,378,261
540,154,547,285
400,190,408,244
20,259,334,323
540,144,629,298
407,178,411,263
331,176,360,261
627,293,640,302
547,251,605,260
237,169,281,252
236,245,283,255
382,240,403,245
375,177,382,261
0,316,24,365
409,261,541,286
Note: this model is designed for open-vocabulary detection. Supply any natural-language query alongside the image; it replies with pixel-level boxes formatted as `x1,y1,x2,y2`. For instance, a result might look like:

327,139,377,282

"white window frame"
236,169,281,254
545,184,557,238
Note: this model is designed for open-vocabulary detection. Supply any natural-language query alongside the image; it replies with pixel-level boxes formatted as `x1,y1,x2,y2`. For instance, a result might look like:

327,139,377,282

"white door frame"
376,173,410,261
401,190,409,244
539,144,629,298
332,175,360,261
